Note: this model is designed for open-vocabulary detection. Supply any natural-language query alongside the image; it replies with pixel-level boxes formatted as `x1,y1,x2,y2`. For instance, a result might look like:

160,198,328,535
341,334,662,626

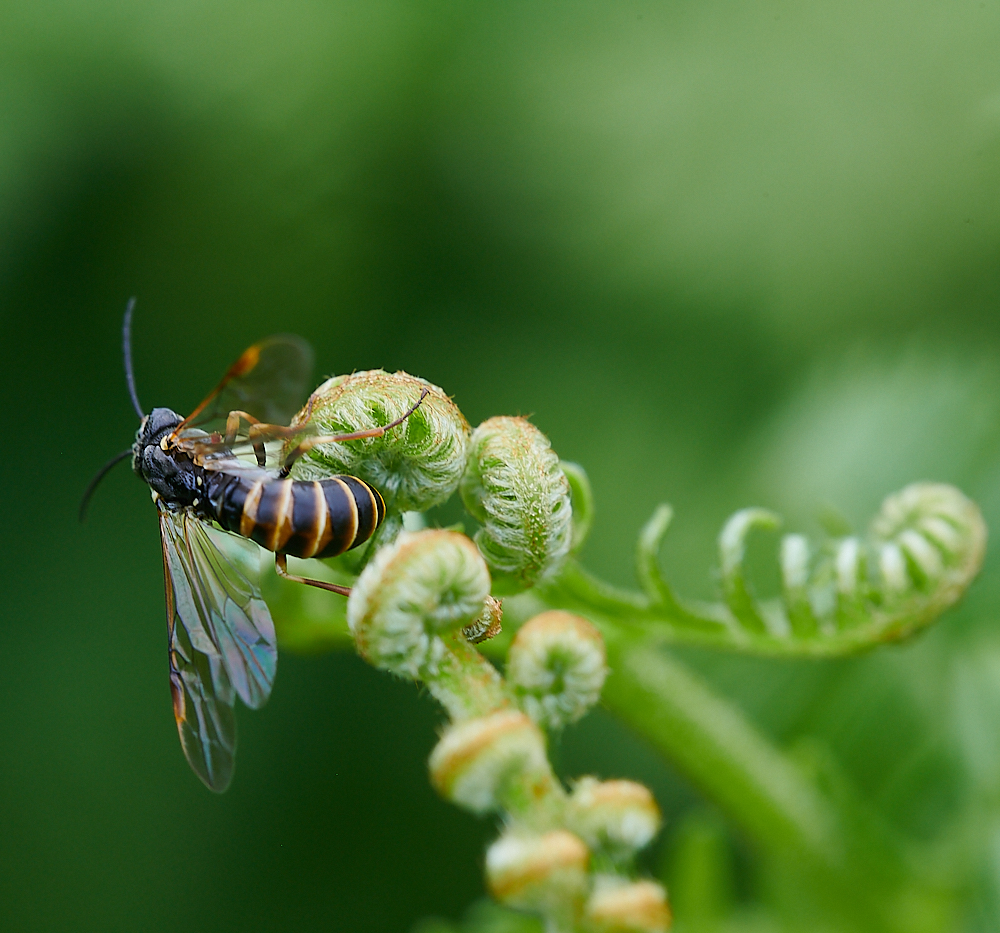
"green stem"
545,560,964,659
504,587,844,864
424,632,510,720
600,630,840,861
511,590,939,933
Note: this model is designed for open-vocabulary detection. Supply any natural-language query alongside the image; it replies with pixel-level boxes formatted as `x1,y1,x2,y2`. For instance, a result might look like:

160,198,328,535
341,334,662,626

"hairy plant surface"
263,369,986,933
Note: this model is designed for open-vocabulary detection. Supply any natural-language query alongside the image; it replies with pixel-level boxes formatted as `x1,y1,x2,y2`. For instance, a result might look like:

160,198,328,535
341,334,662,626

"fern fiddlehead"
546,477,985,659
260,367,986,933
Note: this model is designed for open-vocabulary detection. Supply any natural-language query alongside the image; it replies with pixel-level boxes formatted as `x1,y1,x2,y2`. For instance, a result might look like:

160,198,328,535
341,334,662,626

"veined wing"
174,334,313,436
162,508,277,708
159,508,277,792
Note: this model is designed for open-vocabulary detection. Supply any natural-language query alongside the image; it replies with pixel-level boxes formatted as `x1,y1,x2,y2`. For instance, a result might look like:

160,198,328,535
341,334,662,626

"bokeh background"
4,2,1000,930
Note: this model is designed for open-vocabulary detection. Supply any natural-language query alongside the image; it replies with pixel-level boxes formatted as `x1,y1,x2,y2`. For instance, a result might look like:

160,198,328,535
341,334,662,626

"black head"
132,407,184,473
131,406,198,503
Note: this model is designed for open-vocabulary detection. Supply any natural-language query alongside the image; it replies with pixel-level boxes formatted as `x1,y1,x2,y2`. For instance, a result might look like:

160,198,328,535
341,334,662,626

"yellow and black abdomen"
208,472,385,559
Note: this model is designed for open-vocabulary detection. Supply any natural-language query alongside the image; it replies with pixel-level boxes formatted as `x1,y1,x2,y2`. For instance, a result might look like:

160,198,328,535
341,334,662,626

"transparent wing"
159,508,278,792
175,334,313,436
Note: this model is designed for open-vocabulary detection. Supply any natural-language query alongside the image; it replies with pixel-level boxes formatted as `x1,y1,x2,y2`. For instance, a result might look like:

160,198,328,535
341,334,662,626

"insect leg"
275,553,352,597
225,410,261,444
169,346,261,440
223,410,271,465
278,388,429,478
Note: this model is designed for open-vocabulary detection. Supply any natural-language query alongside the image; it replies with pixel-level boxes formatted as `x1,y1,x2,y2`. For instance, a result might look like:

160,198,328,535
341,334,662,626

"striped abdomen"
207,472,385,559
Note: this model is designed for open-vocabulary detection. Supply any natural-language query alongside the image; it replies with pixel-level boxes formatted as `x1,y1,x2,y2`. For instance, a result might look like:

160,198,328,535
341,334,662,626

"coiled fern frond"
548,481,985,658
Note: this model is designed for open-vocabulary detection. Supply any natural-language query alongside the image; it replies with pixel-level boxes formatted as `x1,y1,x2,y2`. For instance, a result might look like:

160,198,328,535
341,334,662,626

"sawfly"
82,300,426,791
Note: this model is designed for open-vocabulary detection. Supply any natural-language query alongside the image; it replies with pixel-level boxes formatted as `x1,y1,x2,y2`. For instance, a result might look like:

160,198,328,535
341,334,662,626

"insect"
81,299,427,791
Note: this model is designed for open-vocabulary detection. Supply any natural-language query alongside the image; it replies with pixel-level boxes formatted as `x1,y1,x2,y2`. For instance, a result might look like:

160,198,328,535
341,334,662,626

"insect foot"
290,370,470,513
461,416,573,594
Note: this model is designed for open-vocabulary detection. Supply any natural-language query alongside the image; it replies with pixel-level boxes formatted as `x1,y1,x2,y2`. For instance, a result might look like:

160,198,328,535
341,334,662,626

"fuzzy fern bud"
827,482,986,641
485,829,590,915
566,778,662,859
461,416,573,594
869,482,986,608
290,370,470,512
428,709,553,815
347,530,490,678
584,876,672,933
507,611,607,729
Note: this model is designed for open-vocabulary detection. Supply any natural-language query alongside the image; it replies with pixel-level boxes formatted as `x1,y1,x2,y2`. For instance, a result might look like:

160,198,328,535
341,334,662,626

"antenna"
123,297,144,420
79,449,133,522
79,298,145,521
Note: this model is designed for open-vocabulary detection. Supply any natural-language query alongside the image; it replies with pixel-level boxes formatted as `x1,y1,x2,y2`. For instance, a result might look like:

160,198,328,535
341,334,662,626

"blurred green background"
4,2,1000,930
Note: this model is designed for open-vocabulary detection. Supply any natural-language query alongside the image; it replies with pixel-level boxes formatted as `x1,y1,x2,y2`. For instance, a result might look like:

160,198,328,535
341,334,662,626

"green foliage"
265,377,984,932
557,479,986,659
6,3,1000,932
